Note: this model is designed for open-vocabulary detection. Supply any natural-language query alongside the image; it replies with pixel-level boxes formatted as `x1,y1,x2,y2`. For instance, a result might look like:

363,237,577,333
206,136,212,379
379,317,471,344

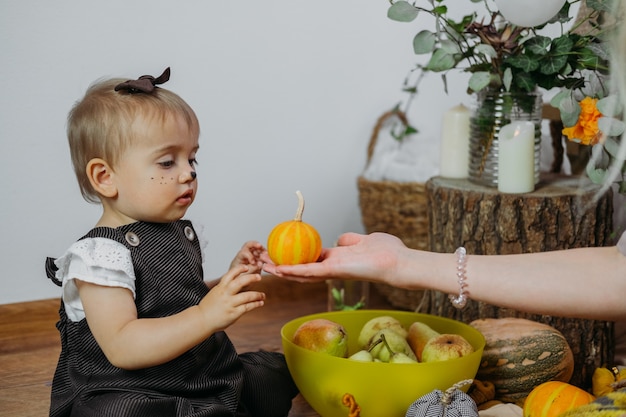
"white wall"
0,1,477,304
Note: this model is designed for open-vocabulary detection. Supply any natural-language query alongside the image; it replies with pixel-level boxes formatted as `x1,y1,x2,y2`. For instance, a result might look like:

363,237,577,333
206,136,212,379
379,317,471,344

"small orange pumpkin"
523,381,595,417
267,190,322,265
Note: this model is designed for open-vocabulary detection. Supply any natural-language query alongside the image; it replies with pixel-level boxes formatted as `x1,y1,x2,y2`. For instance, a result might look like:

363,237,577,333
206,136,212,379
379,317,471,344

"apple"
420,333,474,362
292,318,349,358
406,321,441,361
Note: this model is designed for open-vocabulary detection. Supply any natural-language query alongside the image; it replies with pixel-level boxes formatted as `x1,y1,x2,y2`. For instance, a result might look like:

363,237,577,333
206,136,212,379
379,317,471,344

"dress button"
125,232,140,247
184,226,195,241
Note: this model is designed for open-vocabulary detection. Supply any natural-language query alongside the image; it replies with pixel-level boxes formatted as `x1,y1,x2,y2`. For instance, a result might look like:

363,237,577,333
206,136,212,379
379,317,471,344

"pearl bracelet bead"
448,246,468,309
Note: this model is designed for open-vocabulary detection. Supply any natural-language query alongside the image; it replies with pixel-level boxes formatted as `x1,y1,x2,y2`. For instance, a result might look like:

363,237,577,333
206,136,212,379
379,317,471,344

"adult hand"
262,232,406,284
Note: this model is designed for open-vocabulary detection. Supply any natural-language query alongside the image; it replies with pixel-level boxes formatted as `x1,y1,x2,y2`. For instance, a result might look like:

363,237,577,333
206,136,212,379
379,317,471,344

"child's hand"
198,264,265,332
229,241,266,271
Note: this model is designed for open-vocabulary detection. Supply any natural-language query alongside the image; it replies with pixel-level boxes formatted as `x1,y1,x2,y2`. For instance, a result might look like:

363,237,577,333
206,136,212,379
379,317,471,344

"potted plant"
386,0,624,187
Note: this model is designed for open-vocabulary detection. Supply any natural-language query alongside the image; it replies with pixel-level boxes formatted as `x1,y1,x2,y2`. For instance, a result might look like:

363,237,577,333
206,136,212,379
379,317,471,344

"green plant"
387,0,626,192
388,0,613,94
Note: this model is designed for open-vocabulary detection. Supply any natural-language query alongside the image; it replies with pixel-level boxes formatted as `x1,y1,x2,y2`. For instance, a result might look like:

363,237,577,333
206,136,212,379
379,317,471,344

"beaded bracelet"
448,247,468,309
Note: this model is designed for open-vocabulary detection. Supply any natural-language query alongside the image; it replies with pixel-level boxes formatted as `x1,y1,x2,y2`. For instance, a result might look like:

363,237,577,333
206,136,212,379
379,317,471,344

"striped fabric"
405,389,478,417
45,220,297,417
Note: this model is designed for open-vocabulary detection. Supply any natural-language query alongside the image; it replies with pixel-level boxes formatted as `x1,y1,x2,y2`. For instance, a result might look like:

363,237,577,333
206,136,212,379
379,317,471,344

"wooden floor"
0,276,393,416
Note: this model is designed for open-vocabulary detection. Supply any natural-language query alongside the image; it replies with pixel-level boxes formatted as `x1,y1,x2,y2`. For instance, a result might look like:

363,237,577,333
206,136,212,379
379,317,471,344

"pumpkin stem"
294,190,305,222
441,379,474,406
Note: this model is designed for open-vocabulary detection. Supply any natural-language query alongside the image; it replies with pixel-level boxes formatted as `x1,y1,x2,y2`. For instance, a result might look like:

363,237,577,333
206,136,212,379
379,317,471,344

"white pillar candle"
498,121,535,193
439,104,470,178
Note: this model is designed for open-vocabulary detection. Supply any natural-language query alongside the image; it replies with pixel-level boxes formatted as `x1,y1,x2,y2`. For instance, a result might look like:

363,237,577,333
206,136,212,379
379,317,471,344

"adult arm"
266,232,626,321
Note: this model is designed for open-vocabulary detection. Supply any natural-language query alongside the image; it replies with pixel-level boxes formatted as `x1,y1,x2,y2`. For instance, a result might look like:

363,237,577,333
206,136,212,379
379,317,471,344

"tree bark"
425,174,615,391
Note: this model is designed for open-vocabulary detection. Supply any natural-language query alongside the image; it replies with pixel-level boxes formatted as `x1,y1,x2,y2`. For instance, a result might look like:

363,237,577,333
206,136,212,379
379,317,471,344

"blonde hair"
67,77,199,203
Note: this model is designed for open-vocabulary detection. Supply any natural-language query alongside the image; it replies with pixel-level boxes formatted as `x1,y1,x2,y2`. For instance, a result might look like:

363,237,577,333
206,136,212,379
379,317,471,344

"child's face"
107,113,200,225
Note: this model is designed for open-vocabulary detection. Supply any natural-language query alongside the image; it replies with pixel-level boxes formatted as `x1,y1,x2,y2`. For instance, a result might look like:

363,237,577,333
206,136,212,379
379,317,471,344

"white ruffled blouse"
52,222,208,323
53,238,136,322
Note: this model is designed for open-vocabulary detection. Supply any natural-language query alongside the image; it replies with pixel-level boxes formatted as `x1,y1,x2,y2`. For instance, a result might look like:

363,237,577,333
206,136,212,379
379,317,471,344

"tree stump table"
424,174,615,391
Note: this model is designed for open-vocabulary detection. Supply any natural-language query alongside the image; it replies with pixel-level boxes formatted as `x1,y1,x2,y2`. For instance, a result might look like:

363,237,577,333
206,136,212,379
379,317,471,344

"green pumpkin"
470,318,574,403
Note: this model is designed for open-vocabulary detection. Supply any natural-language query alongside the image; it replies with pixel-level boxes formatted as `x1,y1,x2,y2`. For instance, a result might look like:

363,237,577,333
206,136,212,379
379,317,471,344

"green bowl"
281,310,485,417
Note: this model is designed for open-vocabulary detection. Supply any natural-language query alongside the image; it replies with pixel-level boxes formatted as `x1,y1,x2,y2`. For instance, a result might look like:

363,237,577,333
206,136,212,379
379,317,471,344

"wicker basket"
357,110,430,311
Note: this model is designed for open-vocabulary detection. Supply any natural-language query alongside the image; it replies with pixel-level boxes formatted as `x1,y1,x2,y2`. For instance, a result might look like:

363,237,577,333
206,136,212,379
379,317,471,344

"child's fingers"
219,264,250,286
235,290,266,309
232,271,262,290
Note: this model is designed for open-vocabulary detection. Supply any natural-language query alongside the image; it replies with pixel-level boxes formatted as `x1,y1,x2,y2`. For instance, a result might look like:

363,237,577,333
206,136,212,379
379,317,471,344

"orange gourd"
267,191,322,265
523,381,595,417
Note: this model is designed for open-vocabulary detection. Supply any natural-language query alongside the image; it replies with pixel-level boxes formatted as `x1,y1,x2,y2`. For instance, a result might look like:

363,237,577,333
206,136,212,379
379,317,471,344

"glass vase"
468,89,543,187
327,280,369,311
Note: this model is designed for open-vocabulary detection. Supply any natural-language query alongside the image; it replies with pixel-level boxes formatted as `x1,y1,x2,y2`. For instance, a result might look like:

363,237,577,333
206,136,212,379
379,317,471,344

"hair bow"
114,67,170,94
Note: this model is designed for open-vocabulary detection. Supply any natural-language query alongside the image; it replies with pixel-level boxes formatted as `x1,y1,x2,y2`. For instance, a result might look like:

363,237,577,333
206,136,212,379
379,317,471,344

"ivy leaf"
413,30,437,54
560,62,573,77
513,71,536,92
552,1,573,24
577,49,605,70
506,54,539,72
388,1,419,22
524,36,552,56
551,35,574,54
540,54,569,75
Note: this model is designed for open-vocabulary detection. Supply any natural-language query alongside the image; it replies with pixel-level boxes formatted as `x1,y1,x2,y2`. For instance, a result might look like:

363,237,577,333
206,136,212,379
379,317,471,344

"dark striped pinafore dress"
45,220,298,417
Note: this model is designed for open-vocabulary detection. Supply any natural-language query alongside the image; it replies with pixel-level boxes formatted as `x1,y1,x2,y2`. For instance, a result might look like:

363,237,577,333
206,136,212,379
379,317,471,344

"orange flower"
562,97,604,145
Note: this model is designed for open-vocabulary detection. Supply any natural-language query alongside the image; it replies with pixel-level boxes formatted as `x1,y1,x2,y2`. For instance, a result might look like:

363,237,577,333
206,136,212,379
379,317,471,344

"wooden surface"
0,276,393,417
427,174,614,255
425,174,615,390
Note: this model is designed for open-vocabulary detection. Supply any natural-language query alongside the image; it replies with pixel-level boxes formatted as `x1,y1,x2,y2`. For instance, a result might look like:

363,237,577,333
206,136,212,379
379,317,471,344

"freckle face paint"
190,171,197,179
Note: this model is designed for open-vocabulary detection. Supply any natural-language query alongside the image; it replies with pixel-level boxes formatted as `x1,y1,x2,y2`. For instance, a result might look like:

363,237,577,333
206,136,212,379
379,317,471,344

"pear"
348,349,374,362
421,333,474,362
292,318,349,357
367,329,417,362
389,351,418,364
357,315,408,348
407,321,441,361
